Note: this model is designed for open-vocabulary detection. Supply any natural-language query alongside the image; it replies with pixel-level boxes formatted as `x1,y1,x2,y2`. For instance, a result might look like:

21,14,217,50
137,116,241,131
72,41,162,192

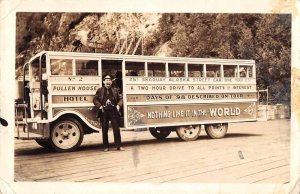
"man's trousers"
100,108,121,148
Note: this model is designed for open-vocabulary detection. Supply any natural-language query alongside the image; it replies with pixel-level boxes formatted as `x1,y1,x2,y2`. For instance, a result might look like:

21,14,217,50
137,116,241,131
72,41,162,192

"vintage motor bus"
15,51,257,152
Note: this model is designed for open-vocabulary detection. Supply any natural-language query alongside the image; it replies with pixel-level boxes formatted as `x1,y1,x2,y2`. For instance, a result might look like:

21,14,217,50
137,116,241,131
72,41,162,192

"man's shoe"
117,147,125,151
103,148,109,152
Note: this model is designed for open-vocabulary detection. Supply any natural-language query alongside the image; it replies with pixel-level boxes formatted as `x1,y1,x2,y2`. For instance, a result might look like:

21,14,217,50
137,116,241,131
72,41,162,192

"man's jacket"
93,87,123,117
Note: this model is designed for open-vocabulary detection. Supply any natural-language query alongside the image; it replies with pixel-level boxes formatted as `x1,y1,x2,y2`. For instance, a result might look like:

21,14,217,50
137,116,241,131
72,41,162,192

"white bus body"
15,51,257,152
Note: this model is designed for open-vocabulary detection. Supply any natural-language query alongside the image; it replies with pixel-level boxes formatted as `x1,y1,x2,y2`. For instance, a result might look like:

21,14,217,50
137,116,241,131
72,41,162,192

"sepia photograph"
1,0,299,194
14,11,291,181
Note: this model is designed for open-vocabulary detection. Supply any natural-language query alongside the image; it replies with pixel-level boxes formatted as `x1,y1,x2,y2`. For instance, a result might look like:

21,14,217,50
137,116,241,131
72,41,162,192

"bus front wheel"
49,118,84,152
149,127,172,140
205,123,228,139
176,125,201,141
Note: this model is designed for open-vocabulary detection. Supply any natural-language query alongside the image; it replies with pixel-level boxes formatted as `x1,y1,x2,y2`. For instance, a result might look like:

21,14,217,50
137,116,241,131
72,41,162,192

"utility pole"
258,87,269,120
142,33,144,55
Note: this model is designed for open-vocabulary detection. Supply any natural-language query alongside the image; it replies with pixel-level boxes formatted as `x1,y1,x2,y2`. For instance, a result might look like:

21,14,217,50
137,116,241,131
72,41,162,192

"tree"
152,13,291,104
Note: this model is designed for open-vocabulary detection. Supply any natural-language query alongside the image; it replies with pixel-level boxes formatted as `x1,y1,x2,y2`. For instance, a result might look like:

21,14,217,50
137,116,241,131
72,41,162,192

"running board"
15,121,50,140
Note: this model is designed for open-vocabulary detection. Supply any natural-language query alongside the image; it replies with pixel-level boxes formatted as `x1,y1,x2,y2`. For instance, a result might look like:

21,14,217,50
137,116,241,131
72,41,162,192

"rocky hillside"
16,13,291,104
16,13,162,65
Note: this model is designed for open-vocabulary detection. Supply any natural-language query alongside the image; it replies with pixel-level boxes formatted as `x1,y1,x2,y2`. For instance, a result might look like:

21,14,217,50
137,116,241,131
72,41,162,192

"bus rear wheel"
205,123,228,139
49,118,84,152
149,127,172,140
176,125,201,141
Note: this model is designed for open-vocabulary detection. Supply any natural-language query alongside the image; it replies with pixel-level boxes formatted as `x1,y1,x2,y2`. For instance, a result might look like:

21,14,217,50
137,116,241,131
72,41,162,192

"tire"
176,125,201,141
49,118,84,152
35,139,51,149
205,123,228,139
149,127,172,140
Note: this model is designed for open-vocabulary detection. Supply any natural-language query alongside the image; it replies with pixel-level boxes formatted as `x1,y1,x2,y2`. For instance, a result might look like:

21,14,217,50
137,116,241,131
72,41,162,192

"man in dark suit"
93,75,124,152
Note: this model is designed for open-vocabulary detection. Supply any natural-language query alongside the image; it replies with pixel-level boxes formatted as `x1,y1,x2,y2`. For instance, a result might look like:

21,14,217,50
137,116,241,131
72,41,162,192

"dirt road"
15,119,290,184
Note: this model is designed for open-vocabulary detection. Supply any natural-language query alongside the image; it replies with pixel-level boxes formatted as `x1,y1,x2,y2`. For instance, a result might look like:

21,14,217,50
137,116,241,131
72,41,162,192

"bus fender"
50,110,100,133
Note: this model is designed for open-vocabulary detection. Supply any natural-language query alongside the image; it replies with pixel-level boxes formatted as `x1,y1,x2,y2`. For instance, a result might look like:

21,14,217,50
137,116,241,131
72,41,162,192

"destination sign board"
127,93,257,102
49,76,102,82
126,77,256,84
51,84,99,94
125,77,256,94
126,84,256,94
52,95,94,103
126,102,256,127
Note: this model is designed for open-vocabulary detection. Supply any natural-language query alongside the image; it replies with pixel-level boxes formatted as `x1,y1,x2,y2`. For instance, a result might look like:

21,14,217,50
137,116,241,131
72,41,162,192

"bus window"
31,65,39,81
50,59,73,75
31,56,47,81
125,61,145,76
148,62,166,77
188,64,203,77
76,60,98,76
240,66,253,78
206,64,221,77
223,65,237,77
169,63,185,77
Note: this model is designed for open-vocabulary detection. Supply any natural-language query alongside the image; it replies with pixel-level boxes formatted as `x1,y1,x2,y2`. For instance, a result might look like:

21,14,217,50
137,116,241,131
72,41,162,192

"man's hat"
103,75,112,81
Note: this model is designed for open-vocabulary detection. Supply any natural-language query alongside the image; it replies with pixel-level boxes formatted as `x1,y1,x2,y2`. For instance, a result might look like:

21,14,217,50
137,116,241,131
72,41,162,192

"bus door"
101,59,124,125
100,59,145,126
101,59,122,80
29,54,47,119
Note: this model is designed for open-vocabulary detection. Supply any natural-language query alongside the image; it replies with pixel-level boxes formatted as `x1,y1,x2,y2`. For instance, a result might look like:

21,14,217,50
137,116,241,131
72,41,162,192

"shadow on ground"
15,132,262,156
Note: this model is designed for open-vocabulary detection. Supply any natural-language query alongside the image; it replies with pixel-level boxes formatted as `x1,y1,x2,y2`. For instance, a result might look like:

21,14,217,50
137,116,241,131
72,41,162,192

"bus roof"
29,51,255,65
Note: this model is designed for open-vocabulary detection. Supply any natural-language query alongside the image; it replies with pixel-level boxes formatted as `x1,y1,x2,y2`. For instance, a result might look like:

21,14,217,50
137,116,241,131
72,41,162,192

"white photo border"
0,0,299,193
